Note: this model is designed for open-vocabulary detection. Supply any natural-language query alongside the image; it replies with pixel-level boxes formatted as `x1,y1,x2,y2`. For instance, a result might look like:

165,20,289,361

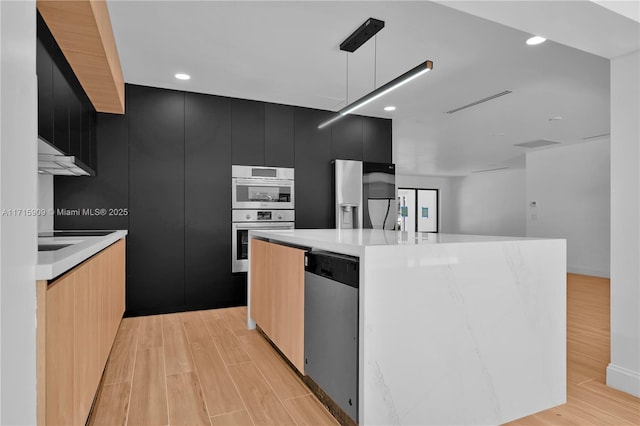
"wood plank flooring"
91,274,639,425
89,307,337,426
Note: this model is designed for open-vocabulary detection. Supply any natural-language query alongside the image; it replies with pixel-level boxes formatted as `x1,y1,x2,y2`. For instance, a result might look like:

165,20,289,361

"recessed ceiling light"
384,106,396,111
526,36,546,46
174,73,191,80
548,116,563,121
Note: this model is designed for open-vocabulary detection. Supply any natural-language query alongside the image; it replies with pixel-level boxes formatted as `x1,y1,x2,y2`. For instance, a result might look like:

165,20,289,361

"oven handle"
233,178,294,187
234,223,294,230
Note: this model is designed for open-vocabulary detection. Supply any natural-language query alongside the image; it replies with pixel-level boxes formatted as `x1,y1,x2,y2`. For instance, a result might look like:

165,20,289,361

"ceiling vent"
445,90,512,114
514,139,560,148
582,133,610,140
471,167,509,174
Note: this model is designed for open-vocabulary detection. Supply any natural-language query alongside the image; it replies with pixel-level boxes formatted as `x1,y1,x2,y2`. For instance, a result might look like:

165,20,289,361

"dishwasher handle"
320,261,333,278
305,251,359,288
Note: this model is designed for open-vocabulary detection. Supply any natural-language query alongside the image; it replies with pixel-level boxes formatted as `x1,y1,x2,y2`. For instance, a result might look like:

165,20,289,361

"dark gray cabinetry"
128,85,185,313
37,16,54,144
265,104,295,167
37,12,97,172
185,92,236,308
294,108,333,229
52,57,70,154
331,115,363,161
55,84,391,316
231,99,265,166
68,91,82,160
54,112,129,231
363,117,392,163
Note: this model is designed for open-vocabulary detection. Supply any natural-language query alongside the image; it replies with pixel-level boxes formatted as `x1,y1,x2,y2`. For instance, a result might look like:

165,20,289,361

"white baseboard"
567,265,610,278
607,363,640,397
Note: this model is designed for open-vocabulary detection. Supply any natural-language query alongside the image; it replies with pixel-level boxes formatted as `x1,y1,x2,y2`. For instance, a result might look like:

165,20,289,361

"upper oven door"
232,178,294,209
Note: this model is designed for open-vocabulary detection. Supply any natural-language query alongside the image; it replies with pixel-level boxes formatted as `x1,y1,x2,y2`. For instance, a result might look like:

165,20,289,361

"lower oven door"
232,222,294,273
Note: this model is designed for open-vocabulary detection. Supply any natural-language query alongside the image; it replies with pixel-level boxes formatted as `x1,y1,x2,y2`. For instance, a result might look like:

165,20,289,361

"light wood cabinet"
44,272,75,426
250,239,305,372
37,239,126,426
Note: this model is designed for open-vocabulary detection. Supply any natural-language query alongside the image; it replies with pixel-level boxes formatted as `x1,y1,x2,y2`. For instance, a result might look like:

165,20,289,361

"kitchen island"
248,229,566,425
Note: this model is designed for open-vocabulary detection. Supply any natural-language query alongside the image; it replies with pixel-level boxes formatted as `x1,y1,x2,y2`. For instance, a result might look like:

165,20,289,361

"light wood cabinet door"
74,261,102,425
269,242,305,372
46,273,76,426
250,239,305,372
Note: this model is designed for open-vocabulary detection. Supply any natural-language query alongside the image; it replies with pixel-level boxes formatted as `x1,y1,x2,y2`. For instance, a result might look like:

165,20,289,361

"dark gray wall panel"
128,85,185,313
294,108,333,229
54,112,129,231
231,98,265,166
331,115,363,161
265,103,295,167
363,117,392,163
185,92,240,308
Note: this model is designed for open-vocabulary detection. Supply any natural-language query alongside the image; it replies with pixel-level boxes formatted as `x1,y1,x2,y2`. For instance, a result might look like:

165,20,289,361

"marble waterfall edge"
360,239,566,425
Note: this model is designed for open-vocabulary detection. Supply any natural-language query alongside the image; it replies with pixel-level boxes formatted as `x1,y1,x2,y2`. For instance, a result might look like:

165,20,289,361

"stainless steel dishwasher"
304,251,359,423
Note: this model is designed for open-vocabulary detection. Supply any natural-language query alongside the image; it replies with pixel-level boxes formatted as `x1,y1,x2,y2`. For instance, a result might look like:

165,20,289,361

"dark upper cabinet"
331,115,363,161
52,57,70,154
363,117,393,164
37,12,97,173
184,92,237,307
68,89,82,160
231,99,265,166
265,104,294,167
294,107,333,229
89,110,97,170
36,15,54,144
80,98,93,169
128,85,185,314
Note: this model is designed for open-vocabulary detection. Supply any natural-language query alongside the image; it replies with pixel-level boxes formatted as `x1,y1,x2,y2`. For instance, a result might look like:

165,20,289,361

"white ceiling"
107,1,638,176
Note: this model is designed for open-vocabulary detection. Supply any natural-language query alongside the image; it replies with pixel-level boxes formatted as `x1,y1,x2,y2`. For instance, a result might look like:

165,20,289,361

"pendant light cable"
374,34,377,89
346,52,349,105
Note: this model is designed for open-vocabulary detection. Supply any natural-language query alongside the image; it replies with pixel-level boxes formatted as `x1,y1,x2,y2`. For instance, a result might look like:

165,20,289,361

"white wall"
0,0,38,423
526,139,611,278
38,175,54,232
396,175,454,232
608,49,640,397
448,169,526,237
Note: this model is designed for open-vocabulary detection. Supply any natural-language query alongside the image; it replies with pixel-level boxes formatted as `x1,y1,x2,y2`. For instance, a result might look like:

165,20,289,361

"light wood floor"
89,306,337,426
91,274,639,425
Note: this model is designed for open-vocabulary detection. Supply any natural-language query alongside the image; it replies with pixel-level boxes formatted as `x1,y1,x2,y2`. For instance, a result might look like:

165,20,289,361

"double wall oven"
231,165,295,272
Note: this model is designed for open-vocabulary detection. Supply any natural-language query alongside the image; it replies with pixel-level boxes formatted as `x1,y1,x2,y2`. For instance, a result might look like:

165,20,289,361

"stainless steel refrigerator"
334,160,396,230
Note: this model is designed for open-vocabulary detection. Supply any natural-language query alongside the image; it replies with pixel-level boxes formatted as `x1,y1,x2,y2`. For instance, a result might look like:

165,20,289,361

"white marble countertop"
248,228,567,424
36,230,128,280
249,228,546,256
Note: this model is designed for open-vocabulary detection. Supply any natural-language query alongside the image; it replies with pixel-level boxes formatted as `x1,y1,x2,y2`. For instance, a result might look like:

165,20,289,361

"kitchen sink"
38,243,73,251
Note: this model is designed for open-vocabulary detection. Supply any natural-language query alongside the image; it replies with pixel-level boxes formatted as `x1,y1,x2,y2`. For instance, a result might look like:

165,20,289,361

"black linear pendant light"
318,18,434,129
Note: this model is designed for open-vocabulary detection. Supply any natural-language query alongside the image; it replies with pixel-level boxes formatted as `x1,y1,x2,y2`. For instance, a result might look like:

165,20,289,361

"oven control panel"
232,209,295,223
